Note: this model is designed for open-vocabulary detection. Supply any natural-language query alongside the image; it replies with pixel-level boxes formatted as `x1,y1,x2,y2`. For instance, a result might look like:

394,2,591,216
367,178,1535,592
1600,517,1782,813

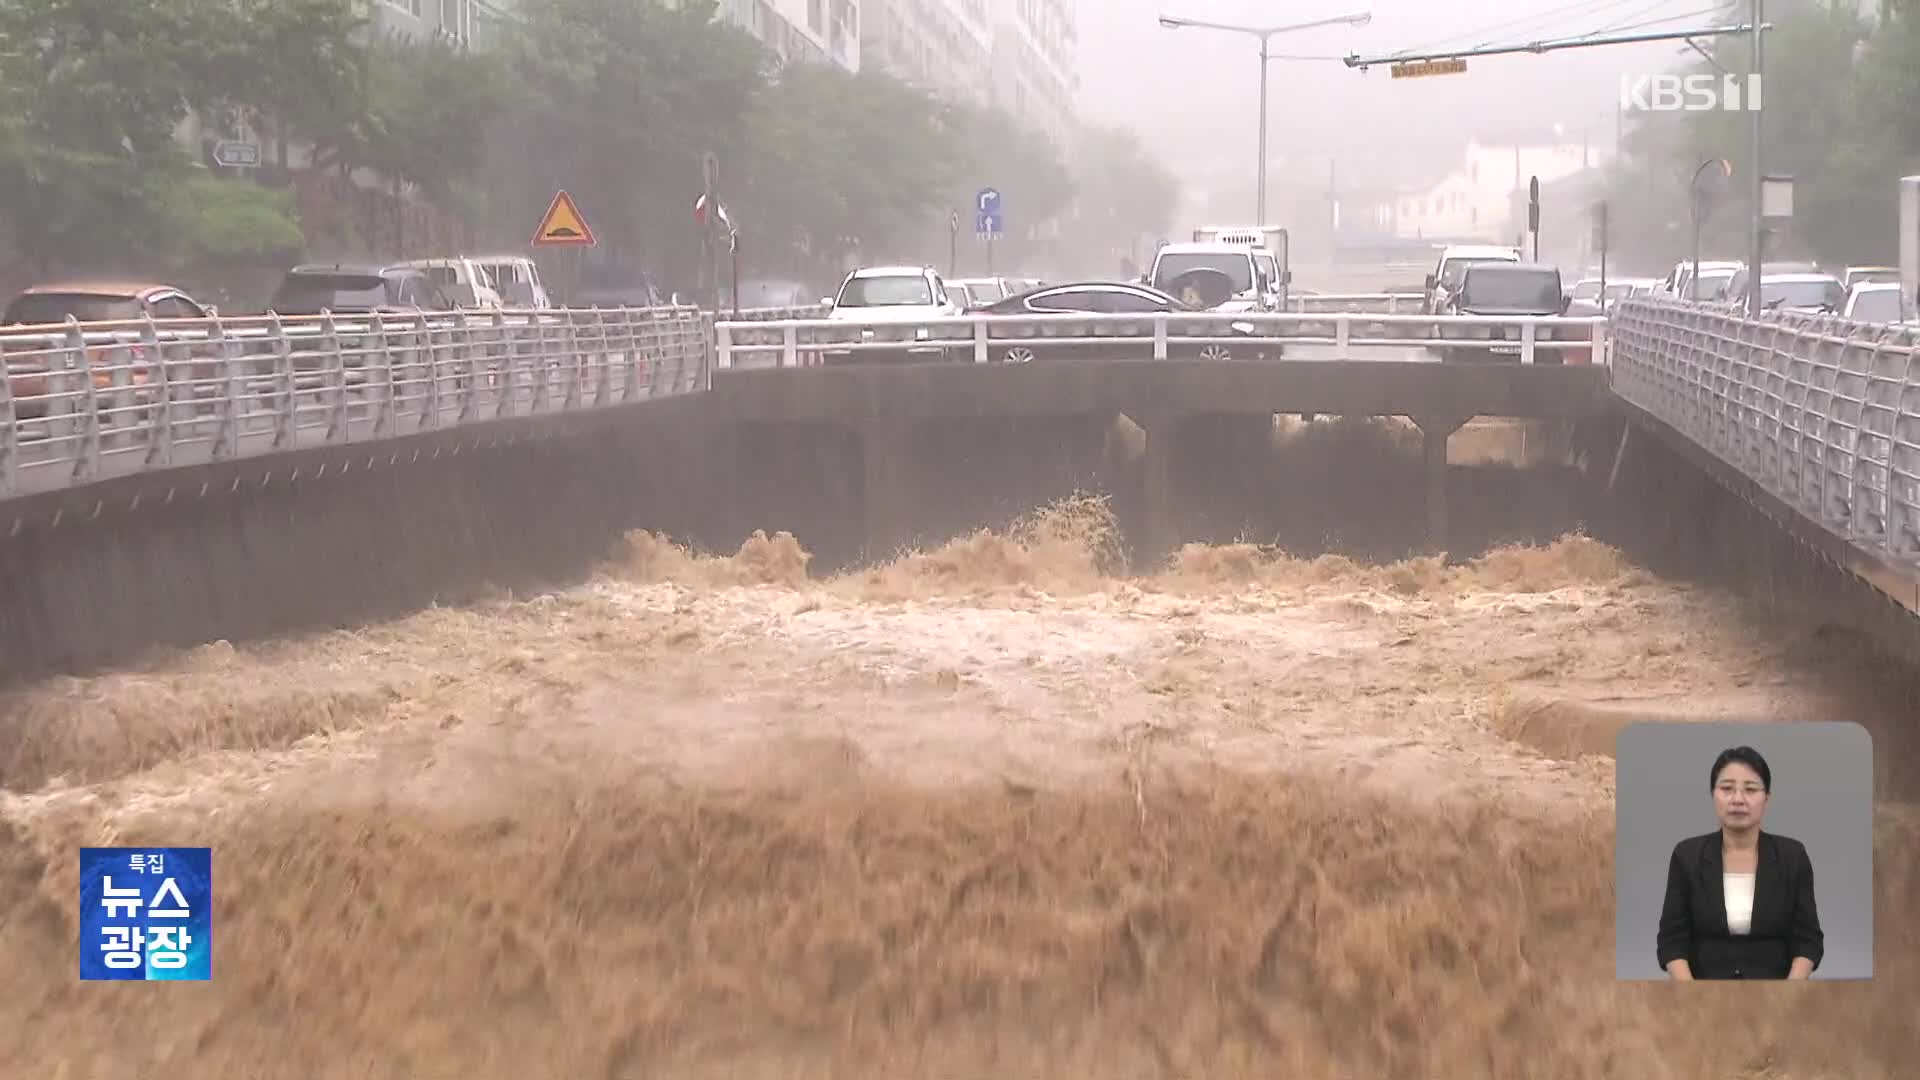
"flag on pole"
694,195,733,229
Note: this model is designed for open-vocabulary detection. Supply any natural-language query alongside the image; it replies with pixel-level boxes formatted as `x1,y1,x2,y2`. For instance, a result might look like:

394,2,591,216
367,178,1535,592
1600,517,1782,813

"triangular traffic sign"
533,190,595,247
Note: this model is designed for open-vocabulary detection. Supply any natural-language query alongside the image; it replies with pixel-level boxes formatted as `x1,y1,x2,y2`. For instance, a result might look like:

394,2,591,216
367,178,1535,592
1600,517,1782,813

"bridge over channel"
1,295,1916,681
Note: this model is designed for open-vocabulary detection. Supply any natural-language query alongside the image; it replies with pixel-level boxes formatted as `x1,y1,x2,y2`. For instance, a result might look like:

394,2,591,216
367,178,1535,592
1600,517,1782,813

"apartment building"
861,0,994,106
986,0,1077,144
371,0,489,45
858,0,1075,140
713,0,861,72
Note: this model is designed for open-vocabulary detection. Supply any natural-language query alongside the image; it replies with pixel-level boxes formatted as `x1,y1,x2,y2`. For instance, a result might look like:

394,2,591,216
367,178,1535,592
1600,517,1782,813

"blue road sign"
976,188,1002,236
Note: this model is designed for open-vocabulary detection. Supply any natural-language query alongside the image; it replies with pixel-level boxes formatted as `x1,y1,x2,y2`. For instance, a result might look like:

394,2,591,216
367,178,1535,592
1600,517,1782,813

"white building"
1368,138,1601,243
862,0,994,106
987,0,1077,144
713,0,861,72
371,0,487,46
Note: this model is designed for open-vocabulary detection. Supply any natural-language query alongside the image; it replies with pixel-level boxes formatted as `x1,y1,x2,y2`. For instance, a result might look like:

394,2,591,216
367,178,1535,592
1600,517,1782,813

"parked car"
1421,244,1522,314
1841,265,1899,291
398,257,505,310
1840,281,1913,325
265,264,455,317
2,281,219,422
1755,272,1846,314
973,280,1270,362
816,265,965,364
1434,263,1593,364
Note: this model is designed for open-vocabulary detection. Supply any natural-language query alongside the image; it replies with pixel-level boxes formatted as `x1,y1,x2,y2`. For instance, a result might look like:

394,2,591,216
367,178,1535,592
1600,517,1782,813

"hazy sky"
1077,0,1745,190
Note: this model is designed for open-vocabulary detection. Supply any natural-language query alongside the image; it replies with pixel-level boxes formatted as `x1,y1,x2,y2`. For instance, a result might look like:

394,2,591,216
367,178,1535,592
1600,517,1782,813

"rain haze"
5,0,1920,1076
1082,0,1739,224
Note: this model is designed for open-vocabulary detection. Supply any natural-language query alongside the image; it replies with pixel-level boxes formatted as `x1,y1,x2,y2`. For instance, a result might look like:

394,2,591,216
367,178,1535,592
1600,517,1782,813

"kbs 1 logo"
1619,73,1762,113
79,847,212,981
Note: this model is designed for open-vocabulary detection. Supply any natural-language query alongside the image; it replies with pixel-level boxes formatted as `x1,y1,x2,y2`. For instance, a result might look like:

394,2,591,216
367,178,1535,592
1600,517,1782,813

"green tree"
484,0,766,283
196,0,368,172
1607,1,1896,268
930,102,1076,275
357,32,502,204
0,0,212,270
1055,126,1179,278
735,65,962,278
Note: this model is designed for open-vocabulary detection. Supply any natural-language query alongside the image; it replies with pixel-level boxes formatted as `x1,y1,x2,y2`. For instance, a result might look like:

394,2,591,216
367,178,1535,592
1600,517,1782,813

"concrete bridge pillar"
1135,408,1187,568
859,417,914,564
1416,413,1473,555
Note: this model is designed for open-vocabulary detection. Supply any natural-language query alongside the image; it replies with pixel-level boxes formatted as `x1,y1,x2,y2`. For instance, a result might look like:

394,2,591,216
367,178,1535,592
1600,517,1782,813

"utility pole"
1160,10,1371,228
1257,35,1270,225
1746,0,1765,319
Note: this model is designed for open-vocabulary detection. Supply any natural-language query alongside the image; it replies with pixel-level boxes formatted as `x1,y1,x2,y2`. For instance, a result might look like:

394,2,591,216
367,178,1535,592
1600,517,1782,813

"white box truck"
1186,225,1290,307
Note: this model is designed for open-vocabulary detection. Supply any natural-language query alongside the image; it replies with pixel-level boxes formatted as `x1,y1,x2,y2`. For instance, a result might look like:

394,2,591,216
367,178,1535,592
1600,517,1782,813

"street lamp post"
1159,10,1372,227
1691,158,1733,301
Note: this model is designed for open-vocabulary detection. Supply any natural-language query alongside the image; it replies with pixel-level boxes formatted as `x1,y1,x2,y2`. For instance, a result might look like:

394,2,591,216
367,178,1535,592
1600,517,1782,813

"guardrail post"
1152,315,1168,361
269,313,296,450
715,322,735,377
973,320,988,364
446,310,467,427
371,314,396,439
621,308,644,403
494,309,516,419
560,307,583,407
1592,319,1610,366
1334,314,1350,358
696,312,714,393
140,315,173,467
1520,321,1537,366
323,312,349,444
210,314,240,459
0,338,15,498
783,324,800,369
66,318,100,484
590,309,612,407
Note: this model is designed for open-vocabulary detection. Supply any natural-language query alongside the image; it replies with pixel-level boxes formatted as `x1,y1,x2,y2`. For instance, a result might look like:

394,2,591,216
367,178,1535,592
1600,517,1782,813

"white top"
1724,872,1756,936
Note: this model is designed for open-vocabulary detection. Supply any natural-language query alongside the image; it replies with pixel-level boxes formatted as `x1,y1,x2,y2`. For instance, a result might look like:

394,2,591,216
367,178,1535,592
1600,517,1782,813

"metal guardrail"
3,299,1608,502
714,311,1608,369
1610,297,1920,565
0,305,712,500
1286,292,1427,314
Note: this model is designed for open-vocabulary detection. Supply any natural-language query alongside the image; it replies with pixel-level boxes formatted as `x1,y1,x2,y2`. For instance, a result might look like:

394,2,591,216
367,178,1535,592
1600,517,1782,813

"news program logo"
79,847,211,981
1619,73,1762,113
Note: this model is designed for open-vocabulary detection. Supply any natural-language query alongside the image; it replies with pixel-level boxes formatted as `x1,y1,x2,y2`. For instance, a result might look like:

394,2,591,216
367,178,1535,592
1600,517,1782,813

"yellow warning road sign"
532,190,596,247
1391,58,1468,78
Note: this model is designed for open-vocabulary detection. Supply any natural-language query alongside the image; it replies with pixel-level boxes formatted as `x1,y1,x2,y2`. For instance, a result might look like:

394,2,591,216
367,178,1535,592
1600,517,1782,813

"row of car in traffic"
0,255,559,422
2,255,553,332
1630,259,1907,324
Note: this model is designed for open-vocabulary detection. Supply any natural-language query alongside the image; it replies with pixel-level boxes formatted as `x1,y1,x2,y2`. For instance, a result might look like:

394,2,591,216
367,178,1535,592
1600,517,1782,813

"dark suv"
1434,263,1593,364
265,264,453,316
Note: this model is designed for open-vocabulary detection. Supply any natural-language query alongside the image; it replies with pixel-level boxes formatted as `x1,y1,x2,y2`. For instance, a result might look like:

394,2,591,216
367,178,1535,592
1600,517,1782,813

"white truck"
1179,224,1291,309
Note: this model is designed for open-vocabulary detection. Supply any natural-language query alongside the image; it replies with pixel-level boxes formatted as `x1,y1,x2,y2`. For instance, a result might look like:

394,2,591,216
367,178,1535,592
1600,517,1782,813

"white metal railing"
1610,297,1920,564
1286,292,1427,314
2,300,1612,503
713,311,1609,369
0,305,711,500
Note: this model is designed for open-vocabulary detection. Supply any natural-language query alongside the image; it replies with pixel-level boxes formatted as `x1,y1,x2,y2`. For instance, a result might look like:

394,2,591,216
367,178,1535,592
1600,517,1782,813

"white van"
468,255,551,309
401,258,505,309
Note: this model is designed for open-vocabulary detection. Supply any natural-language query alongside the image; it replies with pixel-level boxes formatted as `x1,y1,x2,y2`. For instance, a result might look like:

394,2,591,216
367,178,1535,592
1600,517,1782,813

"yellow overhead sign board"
1391,58,1468,79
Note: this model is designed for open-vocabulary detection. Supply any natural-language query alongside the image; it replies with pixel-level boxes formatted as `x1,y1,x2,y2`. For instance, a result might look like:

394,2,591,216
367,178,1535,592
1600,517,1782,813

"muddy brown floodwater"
1,496,1916,1078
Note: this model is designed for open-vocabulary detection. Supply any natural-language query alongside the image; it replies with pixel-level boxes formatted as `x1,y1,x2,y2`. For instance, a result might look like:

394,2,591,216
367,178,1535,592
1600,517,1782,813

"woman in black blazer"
1657,745,1823,980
